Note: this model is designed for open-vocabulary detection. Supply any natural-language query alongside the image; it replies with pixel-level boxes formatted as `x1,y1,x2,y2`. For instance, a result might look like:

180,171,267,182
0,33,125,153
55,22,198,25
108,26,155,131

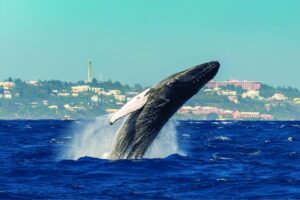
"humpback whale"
109,61,220,159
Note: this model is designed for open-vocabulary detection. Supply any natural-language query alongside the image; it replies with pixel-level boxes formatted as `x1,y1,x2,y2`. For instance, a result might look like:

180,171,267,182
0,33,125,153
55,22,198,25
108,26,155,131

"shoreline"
0,118,299,122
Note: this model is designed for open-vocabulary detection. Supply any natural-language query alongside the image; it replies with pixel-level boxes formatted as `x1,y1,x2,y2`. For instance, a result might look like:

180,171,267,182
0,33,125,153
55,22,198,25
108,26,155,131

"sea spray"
145,120,183,158
63,115,183,160
63,115,119,160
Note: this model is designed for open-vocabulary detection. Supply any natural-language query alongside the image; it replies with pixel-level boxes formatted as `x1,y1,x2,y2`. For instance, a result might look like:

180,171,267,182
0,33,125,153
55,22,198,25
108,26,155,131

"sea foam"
62,115,183,160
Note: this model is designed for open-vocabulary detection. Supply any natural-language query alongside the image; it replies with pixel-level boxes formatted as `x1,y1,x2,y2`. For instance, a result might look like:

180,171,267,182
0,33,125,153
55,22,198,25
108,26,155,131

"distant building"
178,106,227,116
242,90,260,99
64,104,85,112
3,94,12,99
191,106,221,115
71,93,79,97
217,90,237,96
57,93,70,97
0,82,15,89
42,100,48,106
48,105,58,110
114,94,126,102
71,85,90,93
228,96,239,104
30,102,39,108
223,110,233,117
233,111,260,119
177,106,193,114
207,80,262,91
240,112,260,119
293,98,300,104
107,90,121,95
232,111,269,120
261,114,273,120
91,95,99,102
91,87,104,94
106,108,118,113
269,93,288,101
27,80,38,86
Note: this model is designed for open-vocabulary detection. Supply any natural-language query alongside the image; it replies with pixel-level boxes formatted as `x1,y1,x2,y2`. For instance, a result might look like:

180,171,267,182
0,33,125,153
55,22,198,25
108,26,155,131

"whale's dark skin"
109,61,220,159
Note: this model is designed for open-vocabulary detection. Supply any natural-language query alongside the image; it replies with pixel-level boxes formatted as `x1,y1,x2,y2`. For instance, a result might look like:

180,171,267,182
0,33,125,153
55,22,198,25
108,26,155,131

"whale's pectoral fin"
110,88,150,125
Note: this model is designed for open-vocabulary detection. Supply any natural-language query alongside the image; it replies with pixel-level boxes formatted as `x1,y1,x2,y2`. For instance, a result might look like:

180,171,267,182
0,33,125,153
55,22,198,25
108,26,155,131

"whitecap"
50,138,65,144
288,137,294,142
249,150,261,156
182,134,190,137
213,121,232,125
212,153,232,160
188,121,204,124
24,125,32,129
212,136,231,141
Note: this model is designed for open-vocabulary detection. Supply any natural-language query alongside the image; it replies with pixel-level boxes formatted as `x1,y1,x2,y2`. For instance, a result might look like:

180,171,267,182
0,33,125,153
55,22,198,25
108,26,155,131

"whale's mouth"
193,62,220,84
193,61,220,82
177,61,220,88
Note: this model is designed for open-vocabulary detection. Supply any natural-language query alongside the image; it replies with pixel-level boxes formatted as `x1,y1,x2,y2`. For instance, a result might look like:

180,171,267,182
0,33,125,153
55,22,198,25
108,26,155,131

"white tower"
88,61,92,82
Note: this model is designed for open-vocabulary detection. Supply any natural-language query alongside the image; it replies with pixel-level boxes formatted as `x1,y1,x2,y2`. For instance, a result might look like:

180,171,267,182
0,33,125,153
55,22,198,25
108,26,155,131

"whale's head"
158,61,220,103
176,61,220,88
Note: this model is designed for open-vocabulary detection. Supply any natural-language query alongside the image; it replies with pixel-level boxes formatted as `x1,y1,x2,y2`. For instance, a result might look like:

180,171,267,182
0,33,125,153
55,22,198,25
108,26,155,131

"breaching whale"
109,61,220,159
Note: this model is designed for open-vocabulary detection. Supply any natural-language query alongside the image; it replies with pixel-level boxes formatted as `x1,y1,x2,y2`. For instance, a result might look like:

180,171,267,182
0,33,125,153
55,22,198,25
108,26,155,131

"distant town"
1,63,300,120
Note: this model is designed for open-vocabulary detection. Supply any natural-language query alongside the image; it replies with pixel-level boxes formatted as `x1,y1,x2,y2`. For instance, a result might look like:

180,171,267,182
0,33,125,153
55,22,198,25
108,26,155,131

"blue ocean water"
0,120,300,199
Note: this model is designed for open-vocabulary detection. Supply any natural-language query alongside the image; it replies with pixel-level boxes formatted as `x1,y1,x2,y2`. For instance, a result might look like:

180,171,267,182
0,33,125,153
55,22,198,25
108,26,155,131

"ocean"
0,119,299,199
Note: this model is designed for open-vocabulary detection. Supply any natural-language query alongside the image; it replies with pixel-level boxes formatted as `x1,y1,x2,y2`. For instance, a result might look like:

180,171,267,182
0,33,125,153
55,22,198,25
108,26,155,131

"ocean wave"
212,153,232,161
249,150,261,156
2,120,300,199
211,136,231,141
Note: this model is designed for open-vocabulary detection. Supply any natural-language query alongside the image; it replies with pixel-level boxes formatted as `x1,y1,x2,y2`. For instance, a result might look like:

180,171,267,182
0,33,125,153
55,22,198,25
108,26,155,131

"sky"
0,0,300,87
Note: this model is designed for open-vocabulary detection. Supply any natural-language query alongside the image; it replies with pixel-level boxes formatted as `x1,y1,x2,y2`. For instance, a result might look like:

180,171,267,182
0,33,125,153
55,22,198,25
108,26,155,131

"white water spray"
63,115,183,160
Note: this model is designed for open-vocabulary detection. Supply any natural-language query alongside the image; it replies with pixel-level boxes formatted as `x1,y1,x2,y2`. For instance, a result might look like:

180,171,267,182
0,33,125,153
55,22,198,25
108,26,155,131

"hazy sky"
0,0,300,87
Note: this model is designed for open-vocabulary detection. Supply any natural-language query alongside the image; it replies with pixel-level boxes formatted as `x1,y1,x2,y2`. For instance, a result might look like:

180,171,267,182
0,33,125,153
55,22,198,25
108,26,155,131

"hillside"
1,78,300,120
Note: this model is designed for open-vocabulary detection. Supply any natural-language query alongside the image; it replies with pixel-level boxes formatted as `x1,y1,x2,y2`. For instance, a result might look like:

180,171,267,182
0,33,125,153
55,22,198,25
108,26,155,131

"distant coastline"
1,78,300,120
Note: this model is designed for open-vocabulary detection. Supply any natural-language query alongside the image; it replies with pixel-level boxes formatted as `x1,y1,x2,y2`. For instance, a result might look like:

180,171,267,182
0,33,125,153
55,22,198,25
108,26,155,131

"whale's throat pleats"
110,88,150,125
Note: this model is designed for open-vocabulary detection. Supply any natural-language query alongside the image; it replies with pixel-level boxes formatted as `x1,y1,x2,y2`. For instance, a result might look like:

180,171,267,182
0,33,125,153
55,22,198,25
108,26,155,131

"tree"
207,113,219,120
133,84,143,92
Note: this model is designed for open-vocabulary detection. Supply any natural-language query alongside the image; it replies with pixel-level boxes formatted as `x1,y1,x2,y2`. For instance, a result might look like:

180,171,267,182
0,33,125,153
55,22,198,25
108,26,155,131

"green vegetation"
1,78,300,120
0,78,143,119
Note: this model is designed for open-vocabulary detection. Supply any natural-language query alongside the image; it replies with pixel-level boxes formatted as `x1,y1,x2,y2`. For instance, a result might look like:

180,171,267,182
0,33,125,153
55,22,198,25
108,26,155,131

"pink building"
232,111,241,119
240,112,261,119
207,80,261,91
178,106,192,114
232,111,261,119
191,106,223,115
260,114,273,120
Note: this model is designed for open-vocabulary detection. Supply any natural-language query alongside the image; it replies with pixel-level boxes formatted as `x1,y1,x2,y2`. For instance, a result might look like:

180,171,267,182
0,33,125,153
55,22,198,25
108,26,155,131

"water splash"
63,115,183,160
145,120,183,158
